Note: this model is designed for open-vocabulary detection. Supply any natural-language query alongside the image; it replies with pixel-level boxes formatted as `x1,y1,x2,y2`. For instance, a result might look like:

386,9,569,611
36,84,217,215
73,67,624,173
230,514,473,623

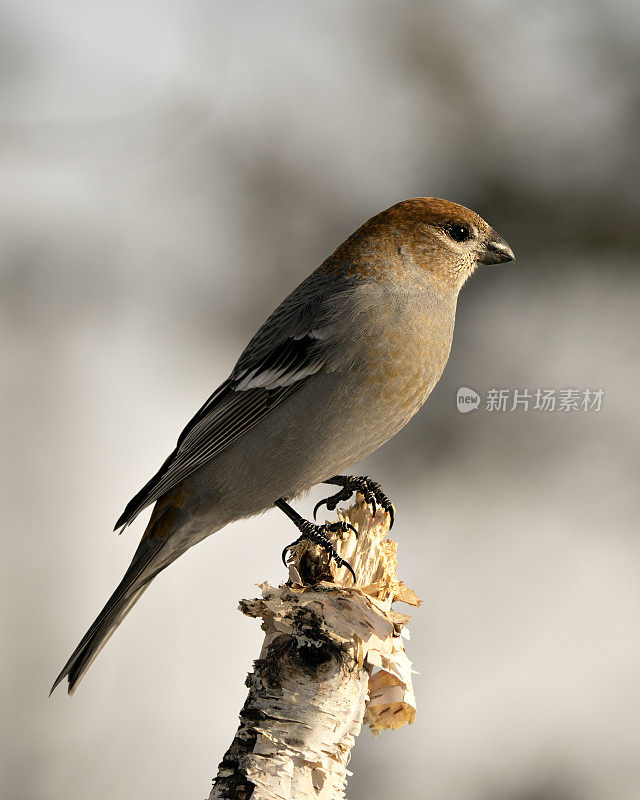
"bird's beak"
477,232,515,266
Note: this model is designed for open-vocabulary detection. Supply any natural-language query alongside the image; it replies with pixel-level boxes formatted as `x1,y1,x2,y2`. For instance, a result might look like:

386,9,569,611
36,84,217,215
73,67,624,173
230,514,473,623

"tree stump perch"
209,497,420,800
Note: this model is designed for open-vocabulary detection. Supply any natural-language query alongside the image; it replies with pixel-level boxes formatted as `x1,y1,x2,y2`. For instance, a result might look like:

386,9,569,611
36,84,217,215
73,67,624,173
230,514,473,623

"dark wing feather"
114,333,329,530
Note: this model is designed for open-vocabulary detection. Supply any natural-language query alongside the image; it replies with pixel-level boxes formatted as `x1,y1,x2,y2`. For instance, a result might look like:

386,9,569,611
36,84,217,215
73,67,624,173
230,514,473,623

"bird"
51,197,514,695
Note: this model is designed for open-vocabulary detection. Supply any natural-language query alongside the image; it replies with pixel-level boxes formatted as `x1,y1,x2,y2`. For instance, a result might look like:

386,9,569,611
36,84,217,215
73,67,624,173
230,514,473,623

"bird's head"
332,197,515,293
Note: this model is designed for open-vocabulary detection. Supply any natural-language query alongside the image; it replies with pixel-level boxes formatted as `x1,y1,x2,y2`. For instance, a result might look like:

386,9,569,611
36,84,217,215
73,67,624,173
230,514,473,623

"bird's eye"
446,224,472,243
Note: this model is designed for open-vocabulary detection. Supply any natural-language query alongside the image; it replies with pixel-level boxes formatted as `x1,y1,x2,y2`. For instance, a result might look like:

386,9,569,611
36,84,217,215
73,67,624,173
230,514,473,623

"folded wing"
115,270,342,530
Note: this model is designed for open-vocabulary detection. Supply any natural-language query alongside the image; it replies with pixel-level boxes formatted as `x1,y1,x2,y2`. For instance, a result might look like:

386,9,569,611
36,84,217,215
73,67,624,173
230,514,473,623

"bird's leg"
314,475,395,528
275,498,357,583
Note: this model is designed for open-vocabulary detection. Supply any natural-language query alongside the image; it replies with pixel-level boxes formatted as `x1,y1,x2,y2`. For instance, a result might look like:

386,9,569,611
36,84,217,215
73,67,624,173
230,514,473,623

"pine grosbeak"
52,197,514,694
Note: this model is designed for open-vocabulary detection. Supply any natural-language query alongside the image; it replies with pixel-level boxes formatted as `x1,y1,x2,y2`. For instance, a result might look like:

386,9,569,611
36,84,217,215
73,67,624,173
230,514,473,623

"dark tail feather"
50,582,150,696
50,536,168,696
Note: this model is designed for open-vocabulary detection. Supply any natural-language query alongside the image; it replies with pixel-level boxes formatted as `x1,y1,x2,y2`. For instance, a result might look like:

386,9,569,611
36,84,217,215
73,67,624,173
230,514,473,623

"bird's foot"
281,519,358,583
314,475,395,528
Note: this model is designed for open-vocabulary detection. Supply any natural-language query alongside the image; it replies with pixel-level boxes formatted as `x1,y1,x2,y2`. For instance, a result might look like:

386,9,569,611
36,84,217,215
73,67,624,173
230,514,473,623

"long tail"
50,581,150,696
50,517,177,696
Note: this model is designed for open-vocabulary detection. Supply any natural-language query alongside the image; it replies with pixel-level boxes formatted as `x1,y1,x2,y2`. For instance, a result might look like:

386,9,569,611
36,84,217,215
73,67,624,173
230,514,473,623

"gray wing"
115,268,345,529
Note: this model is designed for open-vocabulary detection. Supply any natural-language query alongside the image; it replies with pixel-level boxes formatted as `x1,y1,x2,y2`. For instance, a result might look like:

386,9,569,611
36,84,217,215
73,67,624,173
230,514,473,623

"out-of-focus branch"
209,498,420,800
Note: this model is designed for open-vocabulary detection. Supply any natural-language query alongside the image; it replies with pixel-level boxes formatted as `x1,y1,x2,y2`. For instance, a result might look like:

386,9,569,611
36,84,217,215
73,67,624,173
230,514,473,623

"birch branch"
209,497,420,800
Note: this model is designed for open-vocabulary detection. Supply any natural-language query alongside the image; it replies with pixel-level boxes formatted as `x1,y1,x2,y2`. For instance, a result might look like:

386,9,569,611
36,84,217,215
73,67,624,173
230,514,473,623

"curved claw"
282,538,302,568
344,522,359,539
313,486,353,520
314,497,341,520
337,559,357,584
312,499,325,521
363,495,377,518
387,504,395,529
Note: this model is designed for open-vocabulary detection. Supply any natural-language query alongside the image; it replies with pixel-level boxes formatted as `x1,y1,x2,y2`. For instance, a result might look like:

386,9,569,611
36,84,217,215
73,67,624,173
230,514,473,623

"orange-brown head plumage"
323,197,514,291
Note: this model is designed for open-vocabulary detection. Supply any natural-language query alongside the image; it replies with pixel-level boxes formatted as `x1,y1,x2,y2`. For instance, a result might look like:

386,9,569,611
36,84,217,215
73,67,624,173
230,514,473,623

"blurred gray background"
2,1,639,799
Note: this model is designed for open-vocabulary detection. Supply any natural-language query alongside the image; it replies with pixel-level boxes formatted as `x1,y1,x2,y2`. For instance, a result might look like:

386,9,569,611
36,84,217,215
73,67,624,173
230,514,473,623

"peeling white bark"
209,499,419,800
